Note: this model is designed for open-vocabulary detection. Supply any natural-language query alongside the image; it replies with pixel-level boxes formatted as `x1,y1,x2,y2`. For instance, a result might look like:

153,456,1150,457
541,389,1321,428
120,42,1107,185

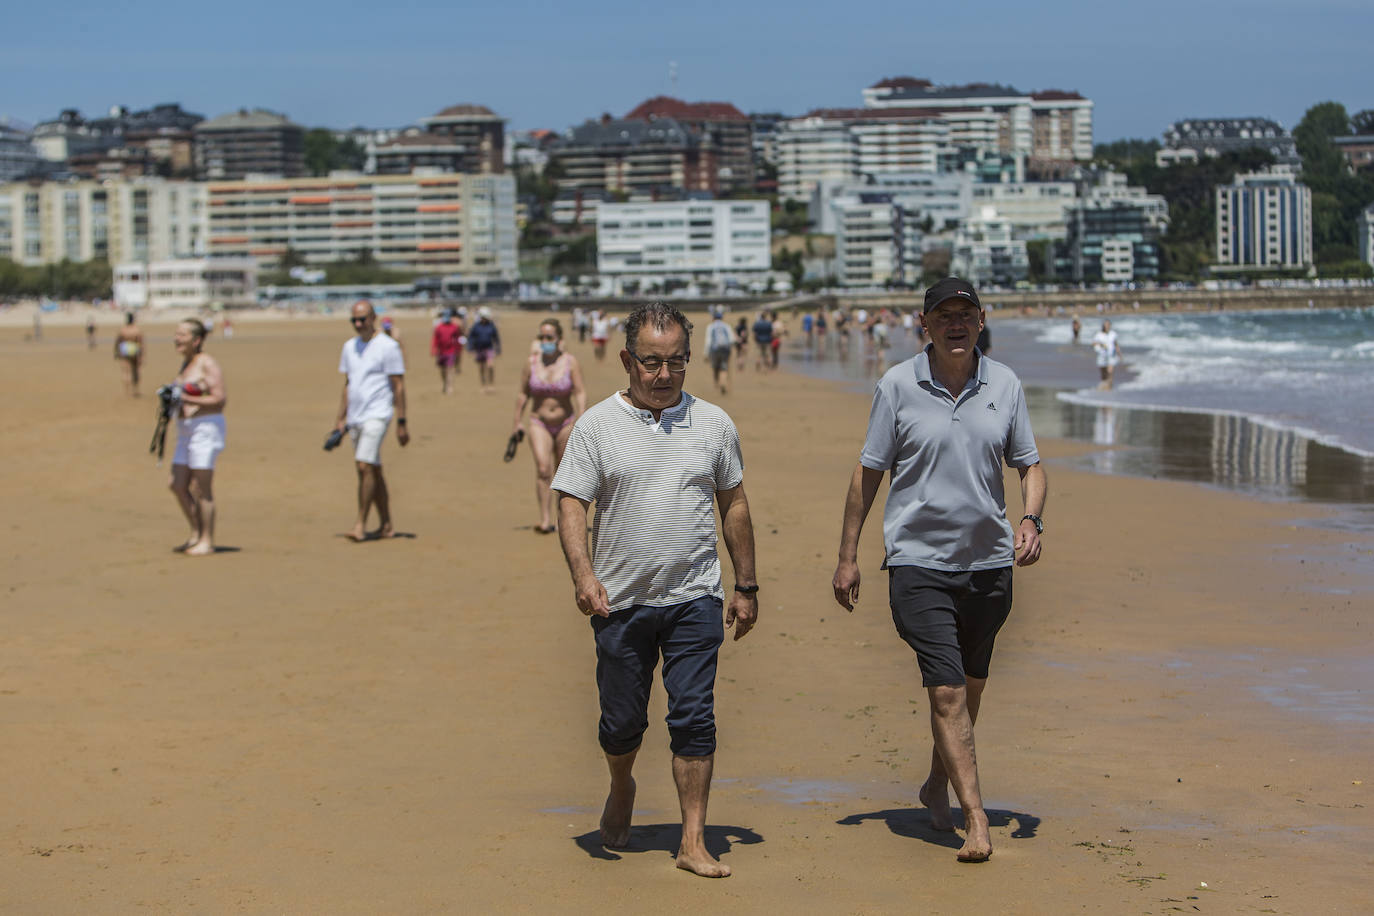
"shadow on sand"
837,806,1040,851
334,531,418,542
573,823,764,863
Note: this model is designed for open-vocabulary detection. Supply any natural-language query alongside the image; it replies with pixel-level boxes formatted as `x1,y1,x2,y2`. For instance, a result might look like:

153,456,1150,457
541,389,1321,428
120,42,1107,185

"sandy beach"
1,308,1370,913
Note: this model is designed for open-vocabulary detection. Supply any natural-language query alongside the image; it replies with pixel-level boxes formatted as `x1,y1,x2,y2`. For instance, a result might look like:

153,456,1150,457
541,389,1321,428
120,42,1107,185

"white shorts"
173,414,226,470
350,417,390,465
1096,353,1118,368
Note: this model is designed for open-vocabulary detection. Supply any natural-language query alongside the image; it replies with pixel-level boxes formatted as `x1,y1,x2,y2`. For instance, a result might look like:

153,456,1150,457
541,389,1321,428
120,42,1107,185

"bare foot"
600,777,635,848
345,524,367,542
376,522,395,539
675,844,731,878
956,808,992,863
919,779,955,832
185,542,214,557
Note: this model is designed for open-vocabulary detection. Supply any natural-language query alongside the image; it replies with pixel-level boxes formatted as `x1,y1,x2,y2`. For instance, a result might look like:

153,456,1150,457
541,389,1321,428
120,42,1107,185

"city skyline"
4,0,1370,143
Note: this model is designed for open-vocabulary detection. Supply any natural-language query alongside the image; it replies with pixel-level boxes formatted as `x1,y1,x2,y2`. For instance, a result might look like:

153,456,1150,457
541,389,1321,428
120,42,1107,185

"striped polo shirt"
552,390,744,612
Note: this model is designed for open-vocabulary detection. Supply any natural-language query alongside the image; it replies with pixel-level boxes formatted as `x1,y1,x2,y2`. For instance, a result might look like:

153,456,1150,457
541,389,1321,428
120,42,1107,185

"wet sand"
1,310,1371,912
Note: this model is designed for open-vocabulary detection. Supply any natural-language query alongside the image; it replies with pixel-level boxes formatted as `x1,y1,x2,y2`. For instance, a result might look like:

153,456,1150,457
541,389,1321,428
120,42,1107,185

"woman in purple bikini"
511,318,587,533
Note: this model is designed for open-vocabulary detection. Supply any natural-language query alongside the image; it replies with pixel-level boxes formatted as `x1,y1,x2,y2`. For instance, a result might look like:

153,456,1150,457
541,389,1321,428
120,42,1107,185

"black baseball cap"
923,277,981,313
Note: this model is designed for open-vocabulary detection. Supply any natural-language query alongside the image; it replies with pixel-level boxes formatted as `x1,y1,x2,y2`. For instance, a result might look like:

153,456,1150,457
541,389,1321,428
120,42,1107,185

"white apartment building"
863,80,1094,162
596,200,770,287
1215,168,1313,271
811,172,972,236
834,200,923,288
205,170,517,278
774,117,859,201
113,257,258,310
969,181,1075,239
776,111,957,202
950,208,1029,287
1099,238,1135,282
0,177,206,266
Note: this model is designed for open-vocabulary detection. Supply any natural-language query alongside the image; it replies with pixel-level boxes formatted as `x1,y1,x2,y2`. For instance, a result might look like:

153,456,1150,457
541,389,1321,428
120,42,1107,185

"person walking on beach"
552,301,759,878
430,309,464,394
86,315,97,350
590,310,612,361
706,307,734,395
468,306,501,394
831,277,1046,863
751,310,774,372
1092,319,1121,389
115,311,144,397
511,318,586,534
168,318,227,556
332,300,409,541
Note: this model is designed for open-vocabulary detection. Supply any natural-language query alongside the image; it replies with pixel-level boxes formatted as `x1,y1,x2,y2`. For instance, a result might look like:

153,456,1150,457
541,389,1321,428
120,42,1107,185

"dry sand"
2,309,1370,913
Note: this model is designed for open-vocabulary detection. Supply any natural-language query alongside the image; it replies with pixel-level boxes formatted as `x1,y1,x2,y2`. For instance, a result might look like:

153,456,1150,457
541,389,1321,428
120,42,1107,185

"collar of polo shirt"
616,389,688,421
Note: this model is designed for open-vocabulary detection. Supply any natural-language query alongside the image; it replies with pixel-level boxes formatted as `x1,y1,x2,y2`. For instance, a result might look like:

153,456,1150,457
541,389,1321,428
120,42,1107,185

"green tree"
1352,110,1374,136
1025,239,1050,282
1093,138,1161,171
1294,102,1350,180
303,129,364,177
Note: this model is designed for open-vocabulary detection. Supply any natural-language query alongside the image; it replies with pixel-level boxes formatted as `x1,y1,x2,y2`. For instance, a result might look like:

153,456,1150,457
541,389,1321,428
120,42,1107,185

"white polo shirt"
861,347,1040,571
552,391,744,612
339,333,405,424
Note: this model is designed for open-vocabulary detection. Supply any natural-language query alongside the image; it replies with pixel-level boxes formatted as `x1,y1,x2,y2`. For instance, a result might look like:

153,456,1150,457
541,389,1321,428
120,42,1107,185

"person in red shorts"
430,309,464,394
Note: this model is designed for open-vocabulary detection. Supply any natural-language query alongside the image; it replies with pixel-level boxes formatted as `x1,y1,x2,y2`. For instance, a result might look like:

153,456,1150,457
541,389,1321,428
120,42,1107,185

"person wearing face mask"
511,318,587,533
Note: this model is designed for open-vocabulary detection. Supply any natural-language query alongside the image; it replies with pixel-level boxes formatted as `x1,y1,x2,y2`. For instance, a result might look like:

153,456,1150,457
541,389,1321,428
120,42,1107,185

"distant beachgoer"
706,308,735,395
1092,319,1121,389
468,306,502,394
574,307,590,344
768,311,786,369
86,315,96,350
832,277,1045,863
734,316,749,371
552,301,758,878
430,310,464,394
751,311,774,372
222,317,234,340
333,301,409,541
591,310,612,361
168,318,227,557
511,319,586,533
1071,316,1082,344
801,310,814,345
115,312,144,397
816,309,828,348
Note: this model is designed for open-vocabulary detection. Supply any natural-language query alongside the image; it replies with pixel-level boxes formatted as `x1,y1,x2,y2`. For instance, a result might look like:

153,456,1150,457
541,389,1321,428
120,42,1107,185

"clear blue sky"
4,0,1369,142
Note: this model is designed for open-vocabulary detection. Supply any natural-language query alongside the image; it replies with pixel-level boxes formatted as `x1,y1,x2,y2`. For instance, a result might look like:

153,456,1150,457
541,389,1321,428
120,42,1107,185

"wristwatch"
1021,514,1043,534
397,418,407,426
734,584,760,595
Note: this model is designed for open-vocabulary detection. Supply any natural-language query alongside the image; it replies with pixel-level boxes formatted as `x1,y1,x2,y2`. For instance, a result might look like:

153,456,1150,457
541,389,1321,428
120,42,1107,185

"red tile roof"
625,96,748,122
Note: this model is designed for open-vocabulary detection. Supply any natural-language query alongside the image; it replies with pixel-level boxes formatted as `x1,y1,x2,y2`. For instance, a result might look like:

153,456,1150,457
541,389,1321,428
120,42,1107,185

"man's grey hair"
624,301,693,353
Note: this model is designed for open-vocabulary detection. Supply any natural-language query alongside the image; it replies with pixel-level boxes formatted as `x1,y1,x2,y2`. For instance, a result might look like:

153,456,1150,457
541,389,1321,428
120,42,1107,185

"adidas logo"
986,402,997,411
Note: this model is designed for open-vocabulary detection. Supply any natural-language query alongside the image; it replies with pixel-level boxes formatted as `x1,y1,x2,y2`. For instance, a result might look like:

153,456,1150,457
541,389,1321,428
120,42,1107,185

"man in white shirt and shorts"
553,301,759,878
333,300,409,541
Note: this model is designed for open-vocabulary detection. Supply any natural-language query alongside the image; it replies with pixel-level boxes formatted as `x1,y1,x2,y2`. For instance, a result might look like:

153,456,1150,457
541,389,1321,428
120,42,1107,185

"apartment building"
1163,118,1300,166
863,78,1094,162
1054,169,1169,282
1214,168,1313,271
969,181,1075,239
205,171,517,278
833,199,923,288
418,105,505,175
1332,135,1374,173
194,109,305,180
0,177,206,266
369,133,471,175
550,116,717,197
950,208,1029,287
625,97,755,192
595,199,770,288
0,120,42,181
811,172,972,236
775,109,950,201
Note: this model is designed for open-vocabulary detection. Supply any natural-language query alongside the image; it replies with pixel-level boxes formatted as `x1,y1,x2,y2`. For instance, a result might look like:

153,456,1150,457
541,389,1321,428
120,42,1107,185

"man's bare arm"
832,464,885,611
1014,463,1047,567
717,484,757,640
557,493,610,616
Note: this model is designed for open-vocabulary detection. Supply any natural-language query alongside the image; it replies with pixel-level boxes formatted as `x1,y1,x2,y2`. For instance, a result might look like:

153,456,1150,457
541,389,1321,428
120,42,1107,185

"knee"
534,460,554,483
356,461,377,477
929,684,968,716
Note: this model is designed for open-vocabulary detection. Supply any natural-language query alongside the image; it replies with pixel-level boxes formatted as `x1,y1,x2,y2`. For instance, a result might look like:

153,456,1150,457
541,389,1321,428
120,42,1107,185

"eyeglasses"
351,316,370,325
537,334,558,341
628,350,689,373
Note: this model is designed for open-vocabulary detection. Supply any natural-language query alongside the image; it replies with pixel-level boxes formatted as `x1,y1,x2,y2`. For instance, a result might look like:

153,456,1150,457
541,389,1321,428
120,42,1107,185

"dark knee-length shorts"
888,565,1013,687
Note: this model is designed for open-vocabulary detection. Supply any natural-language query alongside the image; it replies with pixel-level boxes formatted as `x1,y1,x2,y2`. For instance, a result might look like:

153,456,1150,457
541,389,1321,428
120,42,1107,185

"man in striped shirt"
552,302,759,879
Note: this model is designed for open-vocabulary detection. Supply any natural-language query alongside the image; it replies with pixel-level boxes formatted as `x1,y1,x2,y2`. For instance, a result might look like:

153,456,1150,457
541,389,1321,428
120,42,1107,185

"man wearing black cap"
831,277,1046,863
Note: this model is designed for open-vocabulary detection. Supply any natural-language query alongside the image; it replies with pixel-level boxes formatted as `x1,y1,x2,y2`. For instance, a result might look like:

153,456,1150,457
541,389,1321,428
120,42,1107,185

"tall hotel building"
1214,169,1313,271
595,199,770,288
206,171,517,278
